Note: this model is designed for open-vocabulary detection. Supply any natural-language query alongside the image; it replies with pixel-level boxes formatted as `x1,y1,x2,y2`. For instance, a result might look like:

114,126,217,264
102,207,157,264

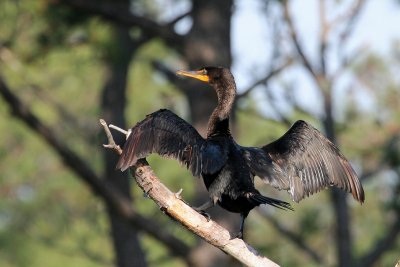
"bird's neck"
206,88,236,138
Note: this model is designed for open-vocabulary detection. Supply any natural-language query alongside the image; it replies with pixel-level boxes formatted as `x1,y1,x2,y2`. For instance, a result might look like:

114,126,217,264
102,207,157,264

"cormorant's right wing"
241,120,365,203
116,109,228,176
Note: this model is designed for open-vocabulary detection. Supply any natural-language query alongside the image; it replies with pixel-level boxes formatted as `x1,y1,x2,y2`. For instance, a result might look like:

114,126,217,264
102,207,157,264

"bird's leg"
234,212,248,239
192,199,215,221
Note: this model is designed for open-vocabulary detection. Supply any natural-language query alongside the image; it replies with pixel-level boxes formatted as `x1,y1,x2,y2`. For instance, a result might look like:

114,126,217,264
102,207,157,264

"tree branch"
0,76,192,263
333,0,366,47
319,0,328,75
237,59,293,100
282,1,318,79
333,0,367,78
258,211,325,265
101,120,281,267
55,0,184,48
356,215,400,267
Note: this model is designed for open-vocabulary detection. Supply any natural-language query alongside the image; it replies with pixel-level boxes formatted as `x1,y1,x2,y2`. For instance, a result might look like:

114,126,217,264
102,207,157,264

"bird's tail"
249,193,293,211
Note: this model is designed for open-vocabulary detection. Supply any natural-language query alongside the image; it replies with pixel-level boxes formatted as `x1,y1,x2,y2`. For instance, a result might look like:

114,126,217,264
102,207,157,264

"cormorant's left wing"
116,109,227,176
241,120,365,203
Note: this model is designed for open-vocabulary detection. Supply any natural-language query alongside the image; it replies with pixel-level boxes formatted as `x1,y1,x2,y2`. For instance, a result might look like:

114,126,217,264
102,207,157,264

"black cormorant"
116,67,364,238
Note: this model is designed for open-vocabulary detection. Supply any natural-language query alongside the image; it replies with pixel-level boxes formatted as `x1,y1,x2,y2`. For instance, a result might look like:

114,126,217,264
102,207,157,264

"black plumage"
116,67,364,238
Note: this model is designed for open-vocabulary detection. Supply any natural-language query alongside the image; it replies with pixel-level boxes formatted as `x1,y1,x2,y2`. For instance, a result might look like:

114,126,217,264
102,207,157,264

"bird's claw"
230,231,243,240
232,231,244,240
196,210,211,222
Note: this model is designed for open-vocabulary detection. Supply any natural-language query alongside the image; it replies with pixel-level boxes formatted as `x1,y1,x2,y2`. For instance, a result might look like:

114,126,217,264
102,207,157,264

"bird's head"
176,66,235,89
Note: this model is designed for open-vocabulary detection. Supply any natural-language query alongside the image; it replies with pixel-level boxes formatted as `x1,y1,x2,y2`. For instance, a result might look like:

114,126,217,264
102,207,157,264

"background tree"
0,0,399,266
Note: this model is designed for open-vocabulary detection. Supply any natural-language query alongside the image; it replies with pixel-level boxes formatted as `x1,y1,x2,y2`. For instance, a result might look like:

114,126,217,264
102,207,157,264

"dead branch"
101,119,281,267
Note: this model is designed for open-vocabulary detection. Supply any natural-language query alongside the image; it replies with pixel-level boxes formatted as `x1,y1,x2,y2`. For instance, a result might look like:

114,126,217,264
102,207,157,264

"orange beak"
176,69,209,83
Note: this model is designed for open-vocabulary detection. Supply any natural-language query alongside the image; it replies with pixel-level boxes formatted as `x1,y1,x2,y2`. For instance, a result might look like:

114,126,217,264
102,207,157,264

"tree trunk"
183,0,233,133
101,25,147,267
323,90,353,267
180,1,240,266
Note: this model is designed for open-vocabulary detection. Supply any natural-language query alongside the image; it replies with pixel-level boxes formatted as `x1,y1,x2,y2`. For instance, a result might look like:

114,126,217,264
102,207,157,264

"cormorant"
116,67,364,239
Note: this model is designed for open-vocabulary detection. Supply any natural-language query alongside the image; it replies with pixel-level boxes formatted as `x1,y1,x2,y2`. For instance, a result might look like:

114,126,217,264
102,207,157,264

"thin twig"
109,123,132,139
100,119,124,153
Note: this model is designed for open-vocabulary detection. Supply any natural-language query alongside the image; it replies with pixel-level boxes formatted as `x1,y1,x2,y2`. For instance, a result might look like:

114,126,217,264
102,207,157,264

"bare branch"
109,123,131,139
167,10,191,27
333,0,367,46
100,119,124,153
334,0,367,75
151,60,181,85
101,121,281,267
237,59,293,100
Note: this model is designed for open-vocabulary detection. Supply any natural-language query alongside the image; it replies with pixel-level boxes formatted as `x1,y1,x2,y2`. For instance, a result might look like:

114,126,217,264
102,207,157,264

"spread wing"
116,109,228,176
241,120,365,203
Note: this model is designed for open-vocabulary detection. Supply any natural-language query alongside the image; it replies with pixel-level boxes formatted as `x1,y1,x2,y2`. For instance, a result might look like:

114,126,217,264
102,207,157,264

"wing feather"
116,109,227,176
241,120,364,203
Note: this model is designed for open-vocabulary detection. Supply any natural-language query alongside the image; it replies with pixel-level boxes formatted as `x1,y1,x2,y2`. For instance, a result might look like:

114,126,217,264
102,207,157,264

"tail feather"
249,193,293,211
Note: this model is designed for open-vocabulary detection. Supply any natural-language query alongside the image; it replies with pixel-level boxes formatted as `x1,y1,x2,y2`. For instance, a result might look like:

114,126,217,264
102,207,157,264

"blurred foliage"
0,0,399,267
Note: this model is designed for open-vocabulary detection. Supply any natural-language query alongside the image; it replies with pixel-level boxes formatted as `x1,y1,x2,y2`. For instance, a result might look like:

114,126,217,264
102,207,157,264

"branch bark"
101,119,281,267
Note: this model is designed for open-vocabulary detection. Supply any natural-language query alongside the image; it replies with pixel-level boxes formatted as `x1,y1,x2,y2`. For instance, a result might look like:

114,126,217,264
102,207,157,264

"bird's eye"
202,69,207,75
